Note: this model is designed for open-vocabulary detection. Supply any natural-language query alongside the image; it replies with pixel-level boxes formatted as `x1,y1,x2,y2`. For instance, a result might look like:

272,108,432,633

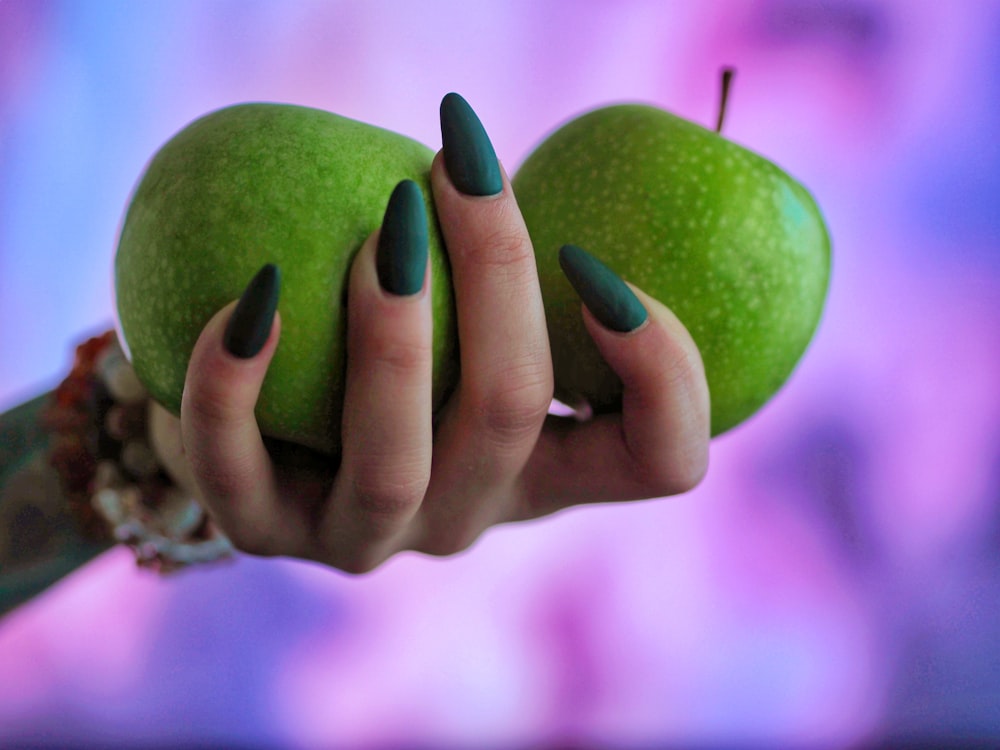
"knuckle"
650,325,707,395
364,336,432,376
469,221,533,271
477,388,550,445
664,345,706,392
350,467,428,521
184,380,241,432
471,357,553,444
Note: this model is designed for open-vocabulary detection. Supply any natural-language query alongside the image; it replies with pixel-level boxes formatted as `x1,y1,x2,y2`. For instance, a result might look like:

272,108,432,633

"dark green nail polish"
558,245,648,333
440,92,503,196
377,180,429,296
223,263,280,358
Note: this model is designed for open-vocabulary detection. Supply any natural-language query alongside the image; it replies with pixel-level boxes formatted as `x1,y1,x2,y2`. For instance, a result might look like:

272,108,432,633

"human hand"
170,93,710,573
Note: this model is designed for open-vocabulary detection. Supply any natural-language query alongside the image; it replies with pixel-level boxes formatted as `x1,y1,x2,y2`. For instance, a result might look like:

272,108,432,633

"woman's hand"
172,93,710,573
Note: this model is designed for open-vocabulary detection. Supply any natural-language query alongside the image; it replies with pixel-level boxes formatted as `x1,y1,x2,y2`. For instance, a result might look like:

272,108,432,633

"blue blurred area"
2,1,1000,747
1,1,186,407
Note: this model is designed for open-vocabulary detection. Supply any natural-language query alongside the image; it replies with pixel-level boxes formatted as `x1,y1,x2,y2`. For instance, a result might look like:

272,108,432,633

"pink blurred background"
2,1,999,747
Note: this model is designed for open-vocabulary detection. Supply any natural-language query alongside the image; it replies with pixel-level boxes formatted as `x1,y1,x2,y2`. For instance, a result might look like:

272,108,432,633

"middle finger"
427,94,552,518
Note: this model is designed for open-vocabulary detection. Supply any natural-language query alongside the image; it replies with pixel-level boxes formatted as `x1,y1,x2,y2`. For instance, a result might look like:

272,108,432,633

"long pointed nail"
558,245,648,333
440,92,502,196
223,264,281,358
377,180,429,296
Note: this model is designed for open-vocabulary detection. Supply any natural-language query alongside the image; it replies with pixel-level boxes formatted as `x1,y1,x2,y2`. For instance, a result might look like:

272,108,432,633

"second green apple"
513,104,831,435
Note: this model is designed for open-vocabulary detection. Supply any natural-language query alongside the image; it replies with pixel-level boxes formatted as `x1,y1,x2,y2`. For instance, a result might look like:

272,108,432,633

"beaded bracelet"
42,331,233,573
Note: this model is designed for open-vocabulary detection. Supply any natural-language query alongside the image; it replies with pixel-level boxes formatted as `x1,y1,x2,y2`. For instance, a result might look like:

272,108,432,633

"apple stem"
715,67,736,133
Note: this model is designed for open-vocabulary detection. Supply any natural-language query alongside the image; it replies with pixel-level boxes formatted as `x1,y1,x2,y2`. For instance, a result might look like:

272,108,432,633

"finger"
325,181,434,571
430,93,552,494
521,246,710,516
181,264,303,556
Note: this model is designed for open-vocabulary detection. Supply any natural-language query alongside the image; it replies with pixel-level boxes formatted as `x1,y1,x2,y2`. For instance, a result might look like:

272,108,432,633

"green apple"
115,103,457,456
512,103,831,435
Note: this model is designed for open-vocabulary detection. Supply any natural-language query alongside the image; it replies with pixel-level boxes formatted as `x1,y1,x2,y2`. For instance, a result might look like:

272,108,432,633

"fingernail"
377,180,429,296
558,245,648,333
440,92,502,196
223,263,281,358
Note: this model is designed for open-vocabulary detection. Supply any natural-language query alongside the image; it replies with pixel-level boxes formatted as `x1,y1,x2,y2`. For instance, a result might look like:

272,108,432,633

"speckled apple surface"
115,103,457,455
513,104,831,436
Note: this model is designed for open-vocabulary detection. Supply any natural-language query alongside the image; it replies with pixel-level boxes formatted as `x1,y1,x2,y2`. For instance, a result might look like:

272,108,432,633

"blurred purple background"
2,1,999,747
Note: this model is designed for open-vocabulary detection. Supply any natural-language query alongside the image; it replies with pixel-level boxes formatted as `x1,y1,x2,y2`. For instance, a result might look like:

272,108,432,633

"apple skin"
115,103,457,456
512,104,831,436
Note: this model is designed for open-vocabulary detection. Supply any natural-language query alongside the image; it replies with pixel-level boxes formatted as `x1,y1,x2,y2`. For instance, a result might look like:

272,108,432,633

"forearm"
0,392,113,618
1,329,239,619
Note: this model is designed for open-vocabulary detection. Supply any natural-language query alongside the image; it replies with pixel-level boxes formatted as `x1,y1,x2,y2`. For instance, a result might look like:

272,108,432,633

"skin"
151,148,711,575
